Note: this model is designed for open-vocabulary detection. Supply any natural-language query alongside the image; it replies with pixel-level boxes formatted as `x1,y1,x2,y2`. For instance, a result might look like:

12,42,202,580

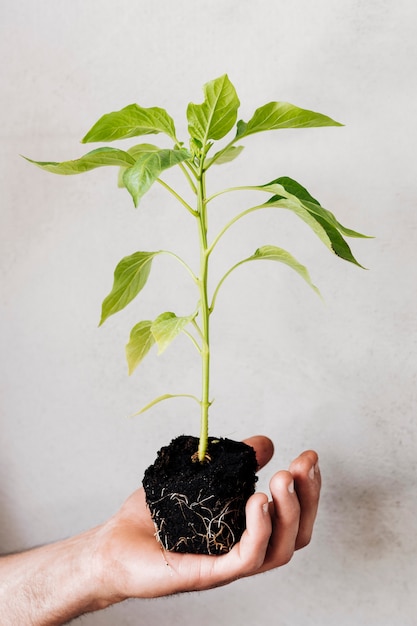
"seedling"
25,75,368,552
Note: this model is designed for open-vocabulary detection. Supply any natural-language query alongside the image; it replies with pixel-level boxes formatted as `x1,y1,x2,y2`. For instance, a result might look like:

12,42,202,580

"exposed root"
149,490,244,554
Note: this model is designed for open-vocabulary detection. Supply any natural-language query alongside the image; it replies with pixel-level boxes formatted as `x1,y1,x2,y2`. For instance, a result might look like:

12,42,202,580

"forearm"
0,527,110,626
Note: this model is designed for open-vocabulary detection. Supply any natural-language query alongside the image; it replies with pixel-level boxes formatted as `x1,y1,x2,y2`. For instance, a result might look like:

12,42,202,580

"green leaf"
187,74,240,143
125,320,155,374
100,251,161,325
260,178,367,266
236,102,342,138
248,245,320,295
206,145,244,166
81,104,177,143
117,143,161,188
123,148,190,207
267,176,370,239
151,311,194,354
125,309,197,373
23,147,136,175
263,195,362,267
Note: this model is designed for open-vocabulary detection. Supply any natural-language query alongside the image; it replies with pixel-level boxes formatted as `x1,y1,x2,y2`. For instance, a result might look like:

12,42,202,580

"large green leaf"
23,147,136,175
123,148,190,207
263,195,362,267
125,320,155,374
187,74,240,143
151,311,194,354
81,104,177,143
267,176,370,239
100,251,161,325
247,245,320,295
260,178,366,266
236,102,342,138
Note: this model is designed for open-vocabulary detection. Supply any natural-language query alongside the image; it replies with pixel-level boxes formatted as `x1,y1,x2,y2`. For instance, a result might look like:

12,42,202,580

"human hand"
94,436,321,604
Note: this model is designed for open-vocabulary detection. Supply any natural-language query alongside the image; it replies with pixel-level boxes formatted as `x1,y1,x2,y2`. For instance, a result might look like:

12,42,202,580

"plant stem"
156,178,198,217
178,162,198,194
205,185,258,204
162,251,199,284
210,258,248,313
208,204,265,255
182,329,202,354
196,163,211,462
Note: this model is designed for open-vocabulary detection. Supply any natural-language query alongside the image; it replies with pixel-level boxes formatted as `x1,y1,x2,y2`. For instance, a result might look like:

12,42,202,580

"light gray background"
1,1,416,624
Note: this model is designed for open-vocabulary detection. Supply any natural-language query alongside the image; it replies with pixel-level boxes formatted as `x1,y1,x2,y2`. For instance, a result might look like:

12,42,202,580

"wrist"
0,526,114,626
91,517,133,606
62,523,125,613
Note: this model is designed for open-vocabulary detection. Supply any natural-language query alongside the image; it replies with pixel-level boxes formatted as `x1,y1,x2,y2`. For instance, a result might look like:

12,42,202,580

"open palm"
97,436,321,601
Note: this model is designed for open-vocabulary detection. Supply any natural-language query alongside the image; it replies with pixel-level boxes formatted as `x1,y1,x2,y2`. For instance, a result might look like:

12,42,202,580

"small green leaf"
81,104,177,143
249,245,320,295
123,148,191,207
126,320,155,374
151,311,194,354
236,102,342,138
117,143,161,188
187,74,240,143
206,145,244,166
100,251,161,325
23,147,136,175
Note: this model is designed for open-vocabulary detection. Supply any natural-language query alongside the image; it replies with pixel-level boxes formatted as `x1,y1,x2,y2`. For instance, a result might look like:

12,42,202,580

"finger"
207,492,271,585
260,470,301,571
243,435,274,470
289,450,321,550
236,492,272,572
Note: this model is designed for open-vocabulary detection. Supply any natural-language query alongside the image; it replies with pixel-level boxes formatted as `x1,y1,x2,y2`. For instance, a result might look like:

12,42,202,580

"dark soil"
142,435,258,555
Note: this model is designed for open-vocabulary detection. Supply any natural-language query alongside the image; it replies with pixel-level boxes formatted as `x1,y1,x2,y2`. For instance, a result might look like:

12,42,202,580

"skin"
0,436,321,625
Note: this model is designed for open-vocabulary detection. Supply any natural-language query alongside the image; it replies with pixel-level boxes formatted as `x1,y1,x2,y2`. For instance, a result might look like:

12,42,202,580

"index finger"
243,435,274,470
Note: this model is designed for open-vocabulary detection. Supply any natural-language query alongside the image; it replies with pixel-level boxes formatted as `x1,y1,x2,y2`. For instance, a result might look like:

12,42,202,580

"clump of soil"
142,435,258,555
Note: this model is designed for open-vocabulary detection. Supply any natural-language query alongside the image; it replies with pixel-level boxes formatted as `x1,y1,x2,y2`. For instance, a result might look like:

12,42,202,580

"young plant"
25,75,368,553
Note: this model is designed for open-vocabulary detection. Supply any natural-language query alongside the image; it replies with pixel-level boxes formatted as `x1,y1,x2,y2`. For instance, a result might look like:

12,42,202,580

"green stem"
210,259,248,313
157,178,198,217
178,162,198,194
208,204,265,256
182,329,202,354
132,393,201,417
206,185,259,204
191,317,205,341
162,251,199,284
196,163,211,462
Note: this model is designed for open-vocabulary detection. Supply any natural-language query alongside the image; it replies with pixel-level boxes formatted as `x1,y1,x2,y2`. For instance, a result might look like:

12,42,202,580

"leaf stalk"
156,178,198,217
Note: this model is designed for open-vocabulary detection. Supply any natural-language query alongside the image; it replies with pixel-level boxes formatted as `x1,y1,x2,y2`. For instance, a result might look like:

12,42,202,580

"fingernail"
315,462,320,474
262,502,269,515
288,480,294,494
308,466,315,480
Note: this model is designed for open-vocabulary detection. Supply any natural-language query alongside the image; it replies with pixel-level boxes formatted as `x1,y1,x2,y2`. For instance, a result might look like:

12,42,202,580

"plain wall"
1,1,416,624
